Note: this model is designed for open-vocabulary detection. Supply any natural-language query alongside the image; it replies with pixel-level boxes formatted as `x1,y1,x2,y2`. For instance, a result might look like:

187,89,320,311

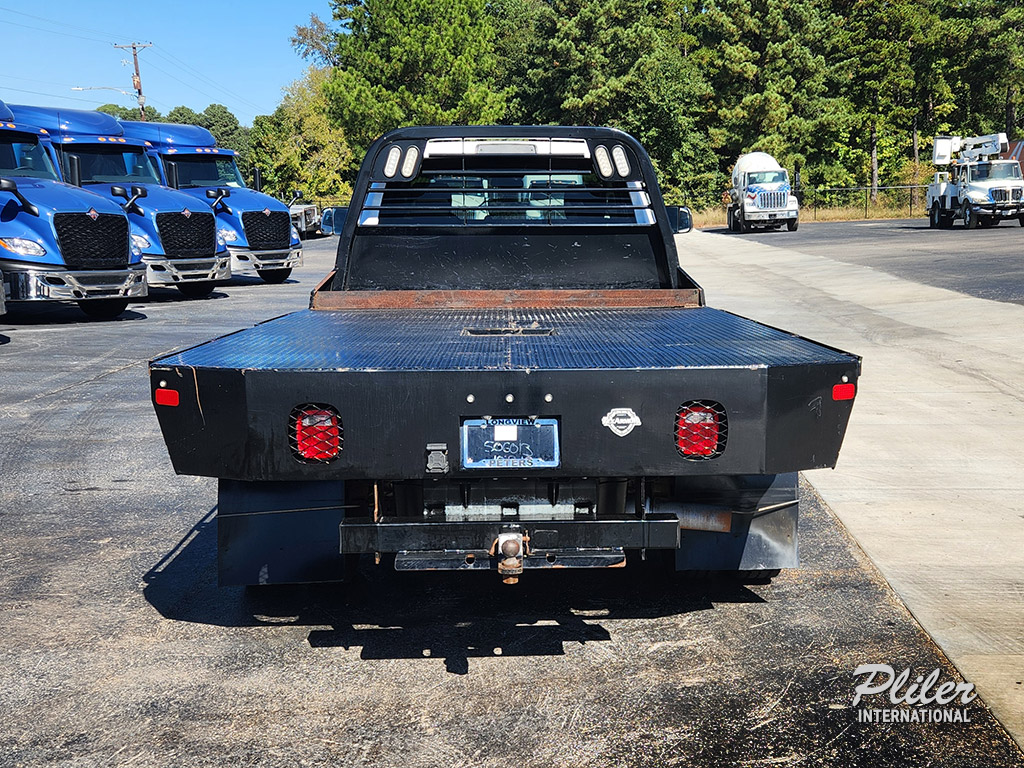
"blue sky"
0,1,329,126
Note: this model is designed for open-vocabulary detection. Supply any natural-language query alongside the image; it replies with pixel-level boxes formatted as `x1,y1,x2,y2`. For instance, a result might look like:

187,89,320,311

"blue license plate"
461,418,560,470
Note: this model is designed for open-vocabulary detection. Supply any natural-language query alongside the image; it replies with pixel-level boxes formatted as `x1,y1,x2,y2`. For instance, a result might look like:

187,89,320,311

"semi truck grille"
990,188,1023,202
756,191,788,209
52,213,129,270
241,210,290,251
156,211,216,259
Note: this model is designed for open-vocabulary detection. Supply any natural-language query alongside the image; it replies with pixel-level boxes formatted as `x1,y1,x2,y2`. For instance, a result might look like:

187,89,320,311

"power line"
0,17,112,44
149,46,265,113
141,57,258,121
0,5,142,42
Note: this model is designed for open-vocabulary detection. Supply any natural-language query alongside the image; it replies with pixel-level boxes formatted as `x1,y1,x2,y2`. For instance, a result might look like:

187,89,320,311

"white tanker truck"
727,152,800,233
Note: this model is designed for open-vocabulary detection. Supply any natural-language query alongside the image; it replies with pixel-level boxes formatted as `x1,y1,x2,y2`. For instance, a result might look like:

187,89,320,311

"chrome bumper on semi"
746,209,799,221
4,264,147,302
143,254,231,286
971,202,1024,216
228,246,302,272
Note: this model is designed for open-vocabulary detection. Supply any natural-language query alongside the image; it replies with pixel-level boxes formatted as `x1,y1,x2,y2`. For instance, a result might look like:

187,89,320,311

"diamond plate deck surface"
154,307,857,371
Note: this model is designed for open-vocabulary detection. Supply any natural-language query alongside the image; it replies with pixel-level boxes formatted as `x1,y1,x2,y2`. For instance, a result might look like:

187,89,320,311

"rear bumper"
3,263,147,302
215,477,799,585
143,254,231,286
227,246,302,272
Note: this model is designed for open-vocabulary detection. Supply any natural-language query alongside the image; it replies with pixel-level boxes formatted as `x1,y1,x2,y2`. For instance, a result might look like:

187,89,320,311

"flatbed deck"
156,306,858,372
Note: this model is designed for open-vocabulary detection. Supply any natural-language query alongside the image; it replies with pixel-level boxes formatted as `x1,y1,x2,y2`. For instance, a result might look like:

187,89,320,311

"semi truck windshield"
71,146,161,184
0,137,60,181
167,156,245,188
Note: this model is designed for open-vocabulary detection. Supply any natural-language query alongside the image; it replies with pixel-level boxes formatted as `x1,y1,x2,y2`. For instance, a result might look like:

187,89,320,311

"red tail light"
675,401,727,460
832,383,856,401
154,388,179,407
290,404,342,462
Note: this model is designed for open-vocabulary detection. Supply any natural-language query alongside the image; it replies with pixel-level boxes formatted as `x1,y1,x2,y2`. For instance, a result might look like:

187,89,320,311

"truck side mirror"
0,176,40,216
111,185,146,215
252,167,263,193
67,154,82,187
206,187,232,214
166,161,179,189
677,206,693,234
288,189,304,206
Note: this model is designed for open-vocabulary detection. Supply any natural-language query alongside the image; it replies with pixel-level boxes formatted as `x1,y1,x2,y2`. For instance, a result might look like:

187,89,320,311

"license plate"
461,418,560,469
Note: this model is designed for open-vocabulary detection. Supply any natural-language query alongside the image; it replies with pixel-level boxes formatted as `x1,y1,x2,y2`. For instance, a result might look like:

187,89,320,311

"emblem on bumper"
601,407,641,436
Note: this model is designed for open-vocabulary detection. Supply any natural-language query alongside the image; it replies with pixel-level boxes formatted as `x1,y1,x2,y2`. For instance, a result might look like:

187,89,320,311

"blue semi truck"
120,121,302,284
10,106,231,299
0,100,145,319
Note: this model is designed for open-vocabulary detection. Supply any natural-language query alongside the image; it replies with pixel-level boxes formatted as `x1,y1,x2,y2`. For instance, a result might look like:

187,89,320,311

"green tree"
164,105,203,125
250,68,354,202
96,103,163,121
691,0,847,193
521,0,718,206
829,0,920,200
309,0,507,157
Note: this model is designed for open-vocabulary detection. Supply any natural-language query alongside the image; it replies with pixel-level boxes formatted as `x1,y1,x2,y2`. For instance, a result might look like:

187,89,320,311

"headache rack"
356,137,656,228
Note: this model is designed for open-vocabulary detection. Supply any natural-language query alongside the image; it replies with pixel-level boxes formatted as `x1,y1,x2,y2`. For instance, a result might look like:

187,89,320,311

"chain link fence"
801,185,929,220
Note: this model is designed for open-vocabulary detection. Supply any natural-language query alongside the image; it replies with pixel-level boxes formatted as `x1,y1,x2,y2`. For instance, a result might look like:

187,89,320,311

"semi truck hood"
1,179,129,268
82,182,226,255
178,186,298,247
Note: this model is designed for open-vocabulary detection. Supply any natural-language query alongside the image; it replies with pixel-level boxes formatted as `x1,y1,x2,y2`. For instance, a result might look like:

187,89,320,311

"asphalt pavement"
703,217,1024,305
0,235,1022,766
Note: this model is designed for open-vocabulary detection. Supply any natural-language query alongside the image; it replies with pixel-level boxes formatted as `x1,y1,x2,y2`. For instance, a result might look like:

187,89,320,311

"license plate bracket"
461,417,560,469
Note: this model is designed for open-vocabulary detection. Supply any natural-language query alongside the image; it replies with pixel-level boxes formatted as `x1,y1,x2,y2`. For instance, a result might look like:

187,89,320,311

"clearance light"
290,404,342,462
676,401,727,460
154,388,179,407
594,145,614,178
833,383,856,401
383,146,402,178
611,145,631,177
400,145,420,178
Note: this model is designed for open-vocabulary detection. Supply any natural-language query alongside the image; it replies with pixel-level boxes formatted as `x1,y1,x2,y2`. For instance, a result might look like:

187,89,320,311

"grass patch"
692,206,928,229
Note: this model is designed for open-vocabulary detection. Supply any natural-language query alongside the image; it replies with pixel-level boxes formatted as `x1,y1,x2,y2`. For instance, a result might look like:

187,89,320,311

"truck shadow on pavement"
0,307,147,325
143,507,765,674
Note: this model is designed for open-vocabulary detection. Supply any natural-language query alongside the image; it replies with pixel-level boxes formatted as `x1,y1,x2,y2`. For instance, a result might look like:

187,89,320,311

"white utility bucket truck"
927,133,1024,229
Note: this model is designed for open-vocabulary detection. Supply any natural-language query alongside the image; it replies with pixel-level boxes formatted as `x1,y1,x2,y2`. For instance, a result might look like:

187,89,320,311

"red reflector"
676,404,720,457
155,388,179,407
295,408,340,460
833,383,856,401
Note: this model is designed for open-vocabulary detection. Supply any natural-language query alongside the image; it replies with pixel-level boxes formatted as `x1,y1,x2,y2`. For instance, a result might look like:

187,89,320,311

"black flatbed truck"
150,126,859,586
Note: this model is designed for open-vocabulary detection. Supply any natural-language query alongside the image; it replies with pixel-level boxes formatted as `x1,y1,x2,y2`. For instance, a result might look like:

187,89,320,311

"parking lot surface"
1,236,1022,766
703,217,1024,305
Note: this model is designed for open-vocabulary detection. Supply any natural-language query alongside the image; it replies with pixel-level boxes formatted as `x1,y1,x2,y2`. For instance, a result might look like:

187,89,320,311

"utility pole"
113,42,152,121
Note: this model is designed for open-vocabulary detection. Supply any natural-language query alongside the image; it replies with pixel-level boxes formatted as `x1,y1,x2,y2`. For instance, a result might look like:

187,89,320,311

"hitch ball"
496,531,525,584
500,537,522,558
